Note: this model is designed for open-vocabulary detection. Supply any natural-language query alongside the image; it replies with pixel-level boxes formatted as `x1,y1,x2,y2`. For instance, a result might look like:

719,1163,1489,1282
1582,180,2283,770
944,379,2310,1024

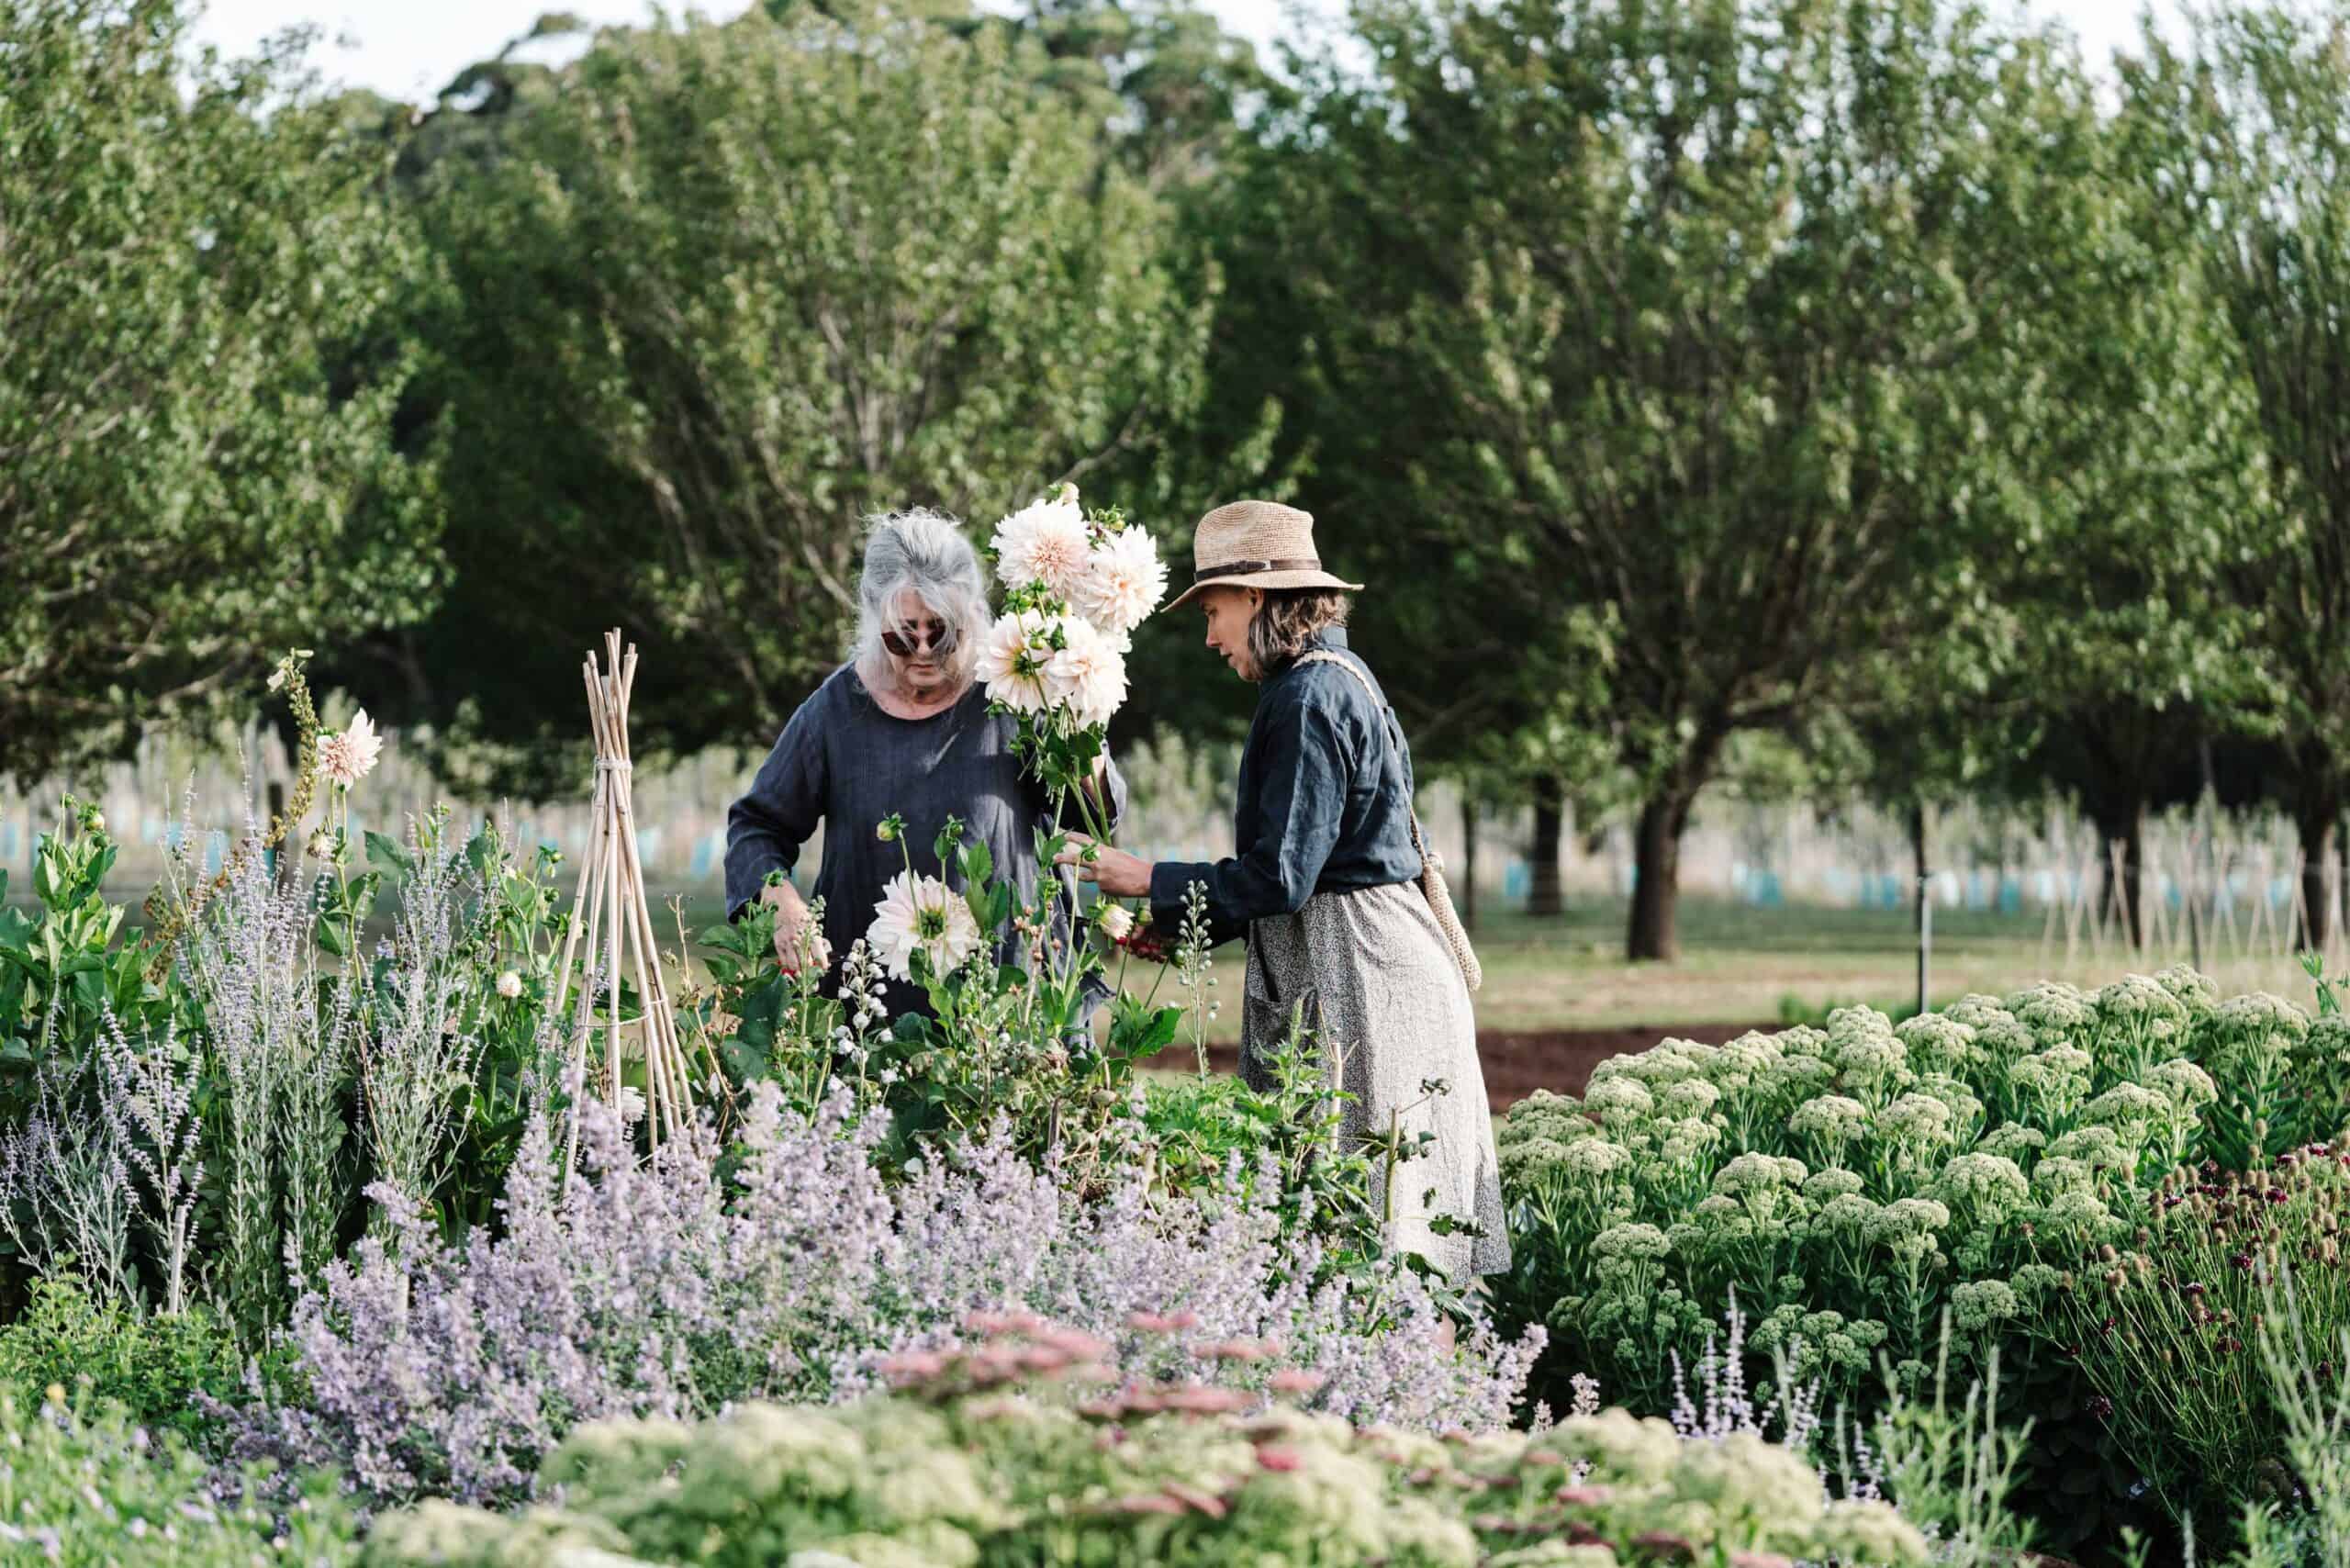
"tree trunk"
2091,795,2147,951
2331,823,2350,958
1627,787,1691,962
1460,792,1480,933
2295,791,2343,953
1910,801,1931,1015
1528,775,1564,919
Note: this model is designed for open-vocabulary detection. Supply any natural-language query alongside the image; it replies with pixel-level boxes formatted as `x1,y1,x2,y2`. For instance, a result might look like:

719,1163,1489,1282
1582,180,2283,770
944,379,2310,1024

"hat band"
1191,556,1325,588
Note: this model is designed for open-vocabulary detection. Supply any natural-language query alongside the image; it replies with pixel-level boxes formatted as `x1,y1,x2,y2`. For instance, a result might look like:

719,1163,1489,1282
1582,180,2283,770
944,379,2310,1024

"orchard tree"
386,5,1214,792
2122,6,2350,951
1317,0,2104,960
1869,32,2273,953
0,0,438,787
1155,39,1624,898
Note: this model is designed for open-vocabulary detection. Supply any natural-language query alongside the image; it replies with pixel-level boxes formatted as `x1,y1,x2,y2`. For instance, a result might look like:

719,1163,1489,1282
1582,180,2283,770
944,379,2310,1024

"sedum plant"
364,1319,1929,1568
1494,967,2350,1552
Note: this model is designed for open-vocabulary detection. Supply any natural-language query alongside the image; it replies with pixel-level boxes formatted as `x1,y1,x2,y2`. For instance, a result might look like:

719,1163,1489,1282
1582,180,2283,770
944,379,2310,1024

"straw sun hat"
1163,500,1364,614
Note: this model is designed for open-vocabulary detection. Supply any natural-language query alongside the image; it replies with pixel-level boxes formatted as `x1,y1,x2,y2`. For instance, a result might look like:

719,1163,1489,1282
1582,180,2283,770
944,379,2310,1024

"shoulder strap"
1295,651,1410,812
1292,652,1483,991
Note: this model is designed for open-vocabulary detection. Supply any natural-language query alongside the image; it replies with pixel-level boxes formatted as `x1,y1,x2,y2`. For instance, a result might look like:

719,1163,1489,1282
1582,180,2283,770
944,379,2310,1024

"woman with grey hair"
725,508,1126,1020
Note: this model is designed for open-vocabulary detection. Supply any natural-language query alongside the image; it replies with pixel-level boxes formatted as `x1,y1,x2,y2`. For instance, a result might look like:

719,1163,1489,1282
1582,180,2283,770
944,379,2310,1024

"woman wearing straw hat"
1059,499,1507,1282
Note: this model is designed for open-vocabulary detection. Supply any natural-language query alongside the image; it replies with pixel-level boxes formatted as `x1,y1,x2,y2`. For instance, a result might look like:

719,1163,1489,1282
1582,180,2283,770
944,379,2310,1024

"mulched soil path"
1190,1021,1779,1109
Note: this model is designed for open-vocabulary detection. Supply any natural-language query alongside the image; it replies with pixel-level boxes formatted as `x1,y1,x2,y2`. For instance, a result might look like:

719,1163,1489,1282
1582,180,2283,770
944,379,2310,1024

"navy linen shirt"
1147,629,1423,946
724,665,1127,1020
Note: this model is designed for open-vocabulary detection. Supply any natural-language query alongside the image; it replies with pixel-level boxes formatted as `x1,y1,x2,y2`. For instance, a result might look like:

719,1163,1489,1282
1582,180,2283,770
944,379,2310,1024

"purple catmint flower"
225,1083,1542,1508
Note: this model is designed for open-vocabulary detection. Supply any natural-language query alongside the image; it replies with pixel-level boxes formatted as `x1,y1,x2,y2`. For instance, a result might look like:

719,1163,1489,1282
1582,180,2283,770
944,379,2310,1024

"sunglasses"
879,618,956,658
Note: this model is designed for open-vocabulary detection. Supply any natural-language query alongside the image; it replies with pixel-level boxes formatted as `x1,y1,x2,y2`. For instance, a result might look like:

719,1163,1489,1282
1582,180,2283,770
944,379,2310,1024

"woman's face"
884,588,956,699
1198,586,1262,681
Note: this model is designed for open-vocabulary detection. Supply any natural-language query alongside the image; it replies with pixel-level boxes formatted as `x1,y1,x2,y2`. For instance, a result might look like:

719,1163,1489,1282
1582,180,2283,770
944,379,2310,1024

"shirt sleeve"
724,689,830,921
1096,747,1131,834
1148,688,1352,939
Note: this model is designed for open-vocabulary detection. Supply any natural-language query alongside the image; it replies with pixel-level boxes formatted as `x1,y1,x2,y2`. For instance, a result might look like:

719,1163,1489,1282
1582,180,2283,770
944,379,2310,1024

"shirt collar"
1267,625,1348,680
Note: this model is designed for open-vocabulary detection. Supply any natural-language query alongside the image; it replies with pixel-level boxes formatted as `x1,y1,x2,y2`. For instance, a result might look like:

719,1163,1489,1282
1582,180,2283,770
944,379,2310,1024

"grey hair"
1247,588,1352,679
852,508,991,695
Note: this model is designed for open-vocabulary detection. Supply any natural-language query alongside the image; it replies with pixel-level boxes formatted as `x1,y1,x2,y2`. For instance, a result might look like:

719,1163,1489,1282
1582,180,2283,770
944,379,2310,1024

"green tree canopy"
0,0,439,788
1282,0,2105,959
2121,3,2350,949
381,4,1217,794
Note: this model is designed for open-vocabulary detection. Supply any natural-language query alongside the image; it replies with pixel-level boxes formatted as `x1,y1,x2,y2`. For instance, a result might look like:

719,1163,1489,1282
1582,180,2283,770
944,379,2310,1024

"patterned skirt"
1239,881,1511,1280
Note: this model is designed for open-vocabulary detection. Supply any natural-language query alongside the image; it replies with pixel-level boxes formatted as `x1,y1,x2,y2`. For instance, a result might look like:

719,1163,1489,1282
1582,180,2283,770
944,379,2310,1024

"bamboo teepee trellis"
555,630,699,1159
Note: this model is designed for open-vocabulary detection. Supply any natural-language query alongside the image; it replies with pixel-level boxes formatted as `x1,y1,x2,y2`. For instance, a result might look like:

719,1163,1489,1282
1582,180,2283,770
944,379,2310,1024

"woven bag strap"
1293,652,1483,991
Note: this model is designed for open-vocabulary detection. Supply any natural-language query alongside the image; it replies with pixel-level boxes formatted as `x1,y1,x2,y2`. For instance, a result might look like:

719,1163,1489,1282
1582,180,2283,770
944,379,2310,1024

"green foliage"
688,816,1184,1193
2121,6,2350,945
1853,1336,2042,1568
1254,0,2113,960
0,800,174,1111
0,1387,356,1565
2058,1145,2350,1543
0,0,440,787
1492,967,2350,1552
364,1324,1930,1568
0,1277,248,1449
390,2,1214,790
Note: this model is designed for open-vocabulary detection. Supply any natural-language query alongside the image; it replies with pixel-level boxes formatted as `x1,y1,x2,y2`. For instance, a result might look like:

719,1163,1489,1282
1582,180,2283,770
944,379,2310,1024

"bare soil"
1188,1021,1777,1109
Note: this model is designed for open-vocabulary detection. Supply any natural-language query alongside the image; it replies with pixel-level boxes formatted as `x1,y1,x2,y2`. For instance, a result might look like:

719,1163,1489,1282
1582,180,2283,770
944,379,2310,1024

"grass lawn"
655,889,2331,1037
42,883,2321,1039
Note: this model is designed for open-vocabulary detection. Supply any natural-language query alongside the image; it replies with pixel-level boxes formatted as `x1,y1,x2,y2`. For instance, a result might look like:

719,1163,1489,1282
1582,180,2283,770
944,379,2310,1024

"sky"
192,0,2180,105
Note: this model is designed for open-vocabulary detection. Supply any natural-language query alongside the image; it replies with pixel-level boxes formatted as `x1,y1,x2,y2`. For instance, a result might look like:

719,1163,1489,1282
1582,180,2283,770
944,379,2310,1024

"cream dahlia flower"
867,870,984,981
317,709,384,788
991,489,1091,601
495,969,523,1000
1096,902,1136,941
1079,526,1169,636
974,610,1069,716
1047,615,1128,728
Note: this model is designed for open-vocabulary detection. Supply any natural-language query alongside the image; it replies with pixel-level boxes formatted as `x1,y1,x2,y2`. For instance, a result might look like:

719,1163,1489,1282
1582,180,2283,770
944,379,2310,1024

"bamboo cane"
610,636,690,1144
558,630,698,1171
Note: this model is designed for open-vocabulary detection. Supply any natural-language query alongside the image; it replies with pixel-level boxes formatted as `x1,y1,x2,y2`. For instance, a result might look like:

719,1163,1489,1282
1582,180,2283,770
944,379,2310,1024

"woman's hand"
759,878,817,972
1056,834,1153,899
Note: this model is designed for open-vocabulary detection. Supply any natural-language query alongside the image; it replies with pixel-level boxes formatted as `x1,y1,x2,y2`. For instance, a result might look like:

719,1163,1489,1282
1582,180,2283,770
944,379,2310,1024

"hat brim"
1162,568,1364,614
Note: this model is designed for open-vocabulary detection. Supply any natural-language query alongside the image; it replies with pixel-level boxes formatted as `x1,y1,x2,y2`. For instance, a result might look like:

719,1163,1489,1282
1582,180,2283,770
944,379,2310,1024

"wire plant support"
555,629,699,1166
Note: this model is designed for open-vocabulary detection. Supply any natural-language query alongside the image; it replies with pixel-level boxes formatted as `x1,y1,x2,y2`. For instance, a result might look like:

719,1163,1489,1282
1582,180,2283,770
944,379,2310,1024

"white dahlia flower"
991,489,1092,601
867,869,984,981
317,709,384,788
1047,615,1128,728
975,610,1069,716
1078,525,1168,637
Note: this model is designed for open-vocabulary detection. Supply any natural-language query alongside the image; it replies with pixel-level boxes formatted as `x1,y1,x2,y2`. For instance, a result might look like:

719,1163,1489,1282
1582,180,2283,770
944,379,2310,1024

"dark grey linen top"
1147,628,1423,947
724,665,1128,1021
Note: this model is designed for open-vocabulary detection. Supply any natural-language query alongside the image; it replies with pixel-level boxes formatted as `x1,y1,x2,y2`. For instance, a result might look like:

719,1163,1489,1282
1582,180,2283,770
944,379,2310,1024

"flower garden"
0,499,2340,1568
4,699,2348,1568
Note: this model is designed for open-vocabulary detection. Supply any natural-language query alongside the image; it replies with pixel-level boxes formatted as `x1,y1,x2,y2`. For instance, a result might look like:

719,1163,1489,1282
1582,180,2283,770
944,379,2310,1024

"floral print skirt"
1241,880,1511,1281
